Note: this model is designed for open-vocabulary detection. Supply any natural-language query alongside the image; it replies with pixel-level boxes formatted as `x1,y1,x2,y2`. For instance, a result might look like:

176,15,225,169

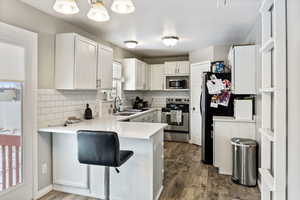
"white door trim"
0,21,38,200
259,0,287,199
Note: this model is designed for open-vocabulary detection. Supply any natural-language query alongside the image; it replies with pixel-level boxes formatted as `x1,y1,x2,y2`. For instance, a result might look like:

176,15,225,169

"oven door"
161,112,189,132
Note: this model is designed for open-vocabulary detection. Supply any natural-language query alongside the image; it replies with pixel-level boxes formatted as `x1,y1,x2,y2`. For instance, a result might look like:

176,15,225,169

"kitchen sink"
114,112,137,116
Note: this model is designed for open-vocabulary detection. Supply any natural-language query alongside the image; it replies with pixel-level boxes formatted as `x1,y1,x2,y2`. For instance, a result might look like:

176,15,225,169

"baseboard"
33,185,53,200
155,186,164,200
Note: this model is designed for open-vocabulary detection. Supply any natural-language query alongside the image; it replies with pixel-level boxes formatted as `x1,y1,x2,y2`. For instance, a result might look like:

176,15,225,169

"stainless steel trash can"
231,138,257,186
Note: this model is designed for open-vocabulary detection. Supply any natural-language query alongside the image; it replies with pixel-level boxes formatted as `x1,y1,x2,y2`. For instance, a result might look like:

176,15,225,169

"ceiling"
21,0,261,57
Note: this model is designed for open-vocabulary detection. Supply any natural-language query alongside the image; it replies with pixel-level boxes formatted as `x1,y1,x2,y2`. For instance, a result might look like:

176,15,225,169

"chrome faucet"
113,96,122,113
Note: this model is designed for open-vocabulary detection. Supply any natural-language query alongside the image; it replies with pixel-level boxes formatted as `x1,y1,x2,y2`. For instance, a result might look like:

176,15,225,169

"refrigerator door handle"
200,92,203,115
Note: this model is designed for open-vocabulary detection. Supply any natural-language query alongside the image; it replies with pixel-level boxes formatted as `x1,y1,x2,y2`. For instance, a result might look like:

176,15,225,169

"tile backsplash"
37,89,99,128
37,89,190,128
123,91,190,108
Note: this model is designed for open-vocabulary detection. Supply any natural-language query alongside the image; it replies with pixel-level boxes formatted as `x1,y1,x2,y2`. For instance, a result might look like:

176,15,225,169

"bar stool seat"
77,130,133,200
119,150,134,166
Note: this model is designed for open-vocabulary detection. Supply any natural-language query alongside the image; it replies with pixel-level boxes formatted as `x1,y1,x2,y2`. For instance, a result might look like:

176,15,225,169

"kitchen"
0,0,294,200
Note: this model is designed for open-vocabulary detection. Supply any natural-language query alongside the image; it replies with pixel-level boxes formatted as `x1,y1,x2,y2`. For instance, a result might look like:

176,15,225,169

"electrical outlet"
42,163,47,175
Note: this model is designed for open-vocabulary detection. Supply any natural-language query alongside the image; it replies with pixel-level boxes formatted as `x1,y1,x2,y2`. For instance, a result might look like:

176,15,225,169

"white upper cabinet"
228,45,256,94
123,58,149,90
97,45,113,89
177,61,190,74
164,61,190,75
55,33,97,90
164,62,178,75
150,64,165,90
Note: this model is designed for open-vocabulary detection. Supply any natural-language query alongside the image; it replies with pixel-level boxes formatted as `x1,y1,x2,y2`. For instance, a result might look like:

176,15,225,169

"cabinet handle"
193,107,196,111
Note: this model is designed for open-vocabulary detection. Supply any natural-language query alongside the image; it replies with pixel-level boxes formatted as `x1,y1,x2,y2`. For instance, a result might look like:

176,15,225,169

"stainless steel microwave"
166,76,189,89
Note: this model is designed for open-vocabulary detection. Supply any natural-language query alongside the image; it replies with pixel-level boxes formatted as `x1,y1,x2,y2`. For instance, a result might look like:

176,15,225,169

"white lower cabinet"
213,117,256,175
129,111,159,123
52,130,164,200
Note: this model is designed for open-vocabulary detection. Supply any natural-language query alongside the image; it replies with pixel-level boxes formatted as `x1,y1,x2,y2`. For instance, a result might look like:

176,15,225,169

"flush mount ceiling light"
53,0,79,15
87,0,110,22
111,0,135,14
162,36,179,47
124,40,138,49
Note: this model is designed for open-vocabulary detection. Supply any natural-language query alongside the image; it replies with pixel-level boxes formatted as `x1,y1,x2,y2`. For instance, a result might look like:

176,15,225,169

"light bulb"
124,40,138,49
53,0,79,15
162,36,179,47
87,1,110,22
111,0,135,14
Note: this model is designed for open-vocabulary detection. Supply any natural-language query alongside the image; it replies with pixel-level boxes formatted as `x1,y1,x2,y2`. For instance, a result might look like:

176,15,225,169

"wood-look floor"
39,142,260,200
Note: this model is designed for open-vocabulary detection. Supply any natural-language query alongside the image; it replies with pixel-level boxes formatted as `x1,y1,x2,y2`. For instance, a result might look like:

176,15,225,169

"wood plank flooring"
39,142,260,200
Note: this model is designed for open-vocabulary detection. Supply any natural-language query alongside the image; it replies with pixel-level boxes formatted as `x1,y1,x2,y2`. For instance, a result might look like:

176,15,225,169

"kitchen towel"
170,110,182,124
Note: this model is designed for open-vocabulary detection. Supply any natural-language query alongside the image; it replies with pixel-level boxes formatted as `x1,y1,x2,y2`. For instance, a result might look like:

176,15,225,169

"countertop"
39,108,167,140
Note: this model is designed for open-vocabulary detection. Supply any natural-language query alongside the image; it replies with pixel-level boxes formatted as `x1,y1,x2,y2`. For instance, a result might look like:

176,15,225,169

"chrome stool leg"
104,166,110,200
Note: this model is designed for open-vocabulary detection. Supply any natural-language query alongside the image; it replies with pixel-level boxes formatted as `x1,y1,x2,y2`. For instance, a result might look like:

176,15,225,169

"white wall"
0,0,139,190
287,0,300,199
189,46,214,63
189,45,230,64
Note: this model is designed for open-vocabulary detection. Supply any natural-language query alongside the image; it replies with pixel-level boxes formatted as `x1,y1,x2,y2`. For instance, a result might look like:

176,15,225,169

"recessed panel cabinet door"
178,61,190,74
98,45,113,89
150,64,164,90
75,38,97,89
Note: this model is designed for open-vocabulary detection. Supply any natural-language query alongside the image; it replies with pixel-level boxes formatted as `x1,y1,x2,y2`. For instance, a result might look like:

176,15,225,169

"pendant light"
87,0,110,22
111,0,135,14
124,40,138,49
53,0,79,15
162,36,179,47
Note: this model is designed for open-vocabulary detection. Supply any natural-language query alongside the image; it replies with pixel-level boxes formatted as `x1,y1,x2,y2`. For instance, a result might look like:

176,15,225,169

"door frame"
259,0,287,199
0,21,38,200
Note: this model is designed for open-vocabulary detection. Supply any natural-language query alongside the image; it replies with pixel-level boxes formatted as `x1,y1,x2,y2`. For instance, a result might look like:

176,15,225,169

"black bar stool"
77,130,134,200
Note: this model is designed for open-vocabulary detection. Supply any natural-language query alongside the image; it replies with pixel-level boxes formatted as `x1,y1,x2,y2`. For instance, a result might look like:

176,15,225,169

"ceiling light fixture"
124,40,138,49
87,0,110,22
162,36,179,47
53,0,79,15
111,0,135,14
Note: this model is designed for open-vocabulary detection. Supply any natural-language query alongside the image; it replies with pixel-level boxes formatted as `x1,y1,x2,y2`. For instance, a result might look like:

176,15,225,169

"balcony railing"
0,135,22,192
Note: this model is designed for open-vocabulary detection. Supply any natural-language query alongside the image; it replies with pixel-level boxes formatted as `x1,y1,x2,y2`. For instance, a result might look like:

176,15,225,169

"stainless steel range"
161,98,190,142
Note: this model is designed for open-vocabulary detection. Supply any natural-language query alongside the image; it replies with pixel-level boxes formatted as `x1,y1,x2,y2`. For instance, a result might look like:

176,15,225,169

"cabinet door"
136,60,144,90
98,45,113,89
150,64,164,90
145,64,151,90
164,62,177,75
177,61,190,74
233,46,256,94
75,37,97,89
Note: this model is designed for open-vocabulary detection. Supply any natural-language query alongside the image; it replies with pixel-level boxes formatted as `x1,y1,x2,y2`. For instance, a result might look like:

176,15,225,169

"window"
111,61,122,98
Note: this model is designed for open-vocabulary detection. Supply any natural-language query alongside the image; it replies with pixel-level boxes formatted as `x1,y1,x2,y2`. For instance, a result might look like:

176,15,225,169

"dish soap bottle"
84,104,93,120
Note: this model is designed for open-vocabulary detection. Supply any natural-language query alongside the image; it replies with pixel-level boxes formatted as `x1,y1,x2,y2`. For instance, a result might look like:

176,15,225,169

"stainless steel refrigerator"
200,72,234,164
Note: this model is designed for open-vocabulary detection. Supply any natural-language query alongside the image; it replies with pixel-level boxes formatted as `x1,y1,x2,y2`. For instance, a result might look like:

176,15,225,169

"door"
150,64,164,90
190,62,210,145
75,37,97,89
0,22,37,200
98,45,113,89
135,60,144,90
260,0,287,199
